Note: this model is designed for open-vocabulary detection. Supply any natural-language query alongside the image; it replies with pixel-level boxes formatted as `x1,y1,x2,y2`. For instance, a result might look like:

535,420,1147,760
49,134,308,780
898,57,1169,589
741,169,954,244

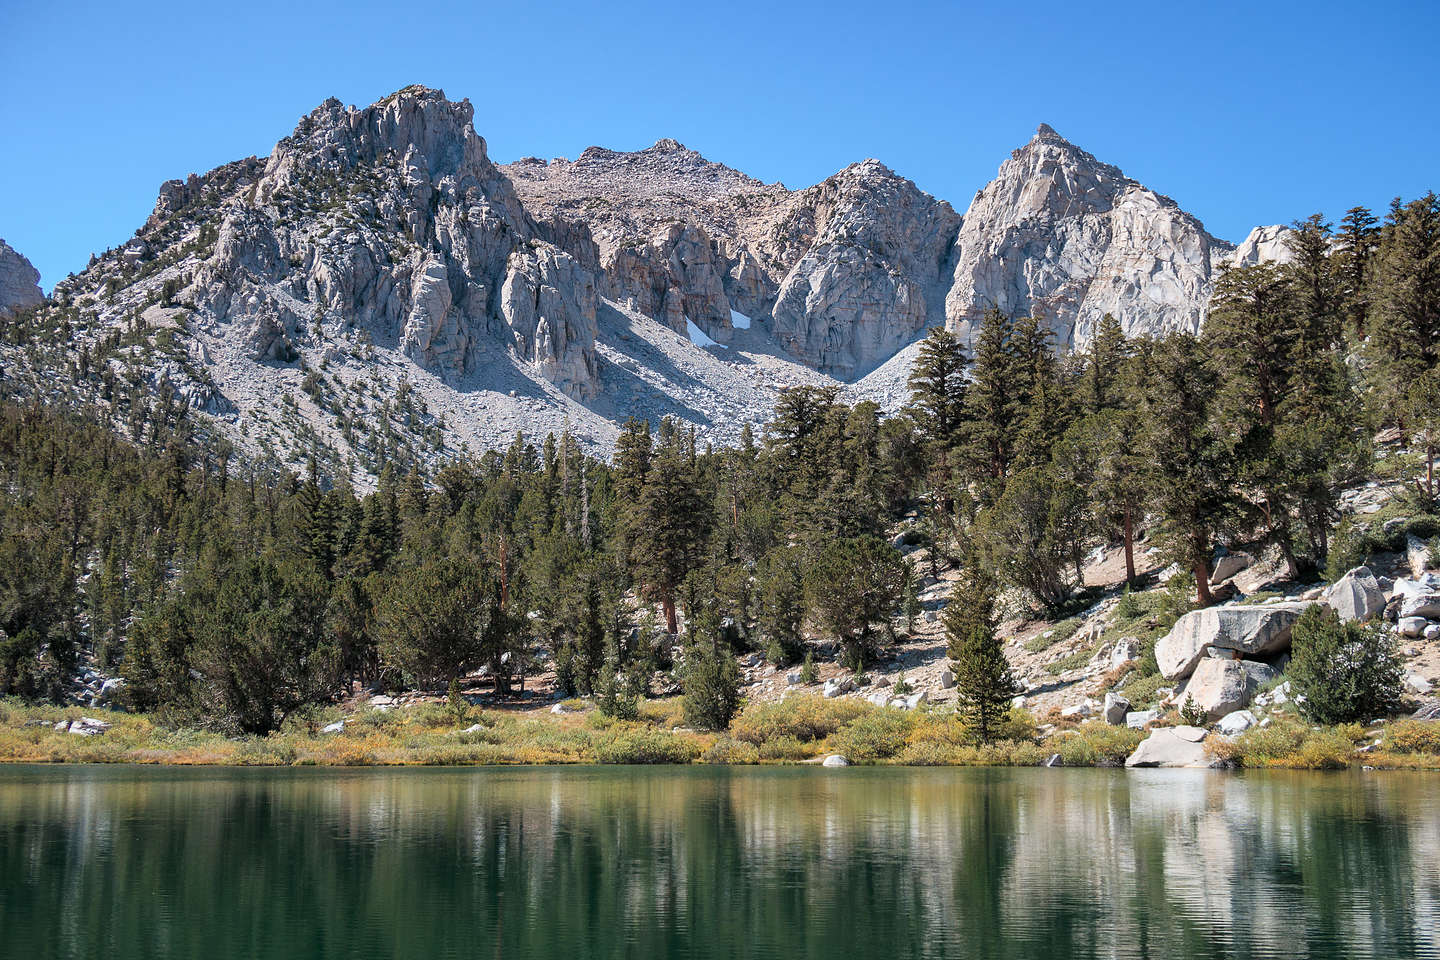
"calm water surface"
1,764,1437,959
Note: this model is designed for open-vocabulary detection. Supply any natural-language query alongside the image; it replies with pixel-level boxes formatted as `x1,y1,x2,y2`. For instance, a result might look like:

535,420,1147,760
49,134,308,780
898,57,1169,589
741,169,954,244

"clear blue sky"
2,0,1436,289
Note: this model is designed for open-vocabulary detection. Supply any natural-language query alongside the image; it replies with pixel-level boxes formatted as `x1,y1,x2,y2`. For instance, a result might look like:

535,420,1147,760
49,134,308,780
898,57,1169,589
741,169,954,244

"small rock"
1405,674,1434,695
1398,616,1429,638
1103,692,1130,725
821,754,849,767
1060,702,1092,719
939,668,955,689
1217,710,1258,736
1125,709,1159,729
320,720,345,734
823,677,853,699
1042,754,1062,768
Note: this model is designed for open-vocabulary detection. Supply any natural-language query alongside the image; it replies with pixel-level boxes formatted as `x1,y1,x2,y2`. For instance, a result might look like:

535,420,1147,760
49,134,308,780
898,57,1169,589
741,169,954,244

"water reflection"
0,766,1436,960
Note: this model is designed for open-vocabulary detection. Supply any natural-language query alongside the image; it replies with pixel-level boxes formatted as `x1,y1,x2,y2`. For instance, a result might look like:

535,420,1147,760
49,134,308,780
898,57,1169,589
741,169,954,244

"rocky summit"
0,240,43,319
944,124,1290,349
6,87,1292,479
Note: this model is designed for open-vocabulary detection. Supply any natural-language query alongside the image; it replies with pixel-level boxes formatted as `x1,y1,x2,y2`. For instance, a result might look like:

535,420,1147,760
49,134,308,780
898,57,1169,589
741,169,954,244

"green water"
0,765,1436,959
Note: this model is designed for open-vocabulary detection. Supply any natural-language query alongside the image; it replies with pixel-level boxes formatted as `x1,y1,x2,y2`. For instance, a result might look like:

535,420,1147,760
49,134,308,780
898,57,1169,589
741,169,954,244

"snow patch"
729,309,752,330
686,318,724,349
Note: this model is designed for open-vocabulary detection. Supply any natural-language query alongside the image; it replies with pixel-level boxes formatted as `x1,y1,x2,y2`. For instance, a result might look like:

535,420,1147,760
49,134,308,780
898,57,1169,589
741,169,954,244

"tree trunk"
663,598,678,635
1193,559,1214,607
1122,504,1136,585
1428,440,1435,501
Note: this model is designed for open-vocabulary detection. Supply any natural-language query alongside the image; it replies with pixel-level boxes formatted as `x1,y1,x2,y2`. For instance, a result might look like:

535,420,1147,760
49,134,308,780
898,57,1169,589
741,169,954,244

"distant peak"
1034,123,1063,140
650,138,688,152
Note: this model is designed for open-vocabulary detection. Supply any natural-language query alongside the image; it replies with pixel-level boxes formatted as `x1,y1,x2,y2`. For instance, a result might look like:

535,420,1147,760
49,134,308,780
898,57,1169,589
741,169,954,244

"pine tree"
943,571,1018,744
964,308,1017,485
1336,206,1379,338
1140,334,1231,605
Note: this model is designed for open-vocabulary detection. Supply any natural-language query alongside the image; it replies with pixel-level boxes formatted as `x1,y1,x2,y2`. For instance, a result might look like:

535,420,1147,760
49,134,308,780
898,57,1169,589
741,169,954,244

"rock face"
944,124,1283,349
506,147,959,378
1155,602,1312,681
0,239,43,318
1180,658,1278,722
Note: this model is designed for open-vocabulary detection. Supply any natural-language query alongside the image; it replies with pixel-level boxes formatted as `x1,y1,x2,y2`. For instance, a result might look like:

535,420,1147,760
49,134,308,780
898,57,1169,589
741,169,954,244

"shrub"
730,695,868,745
593,726,698,764
1115,586,1140,620
701,738,759,764
798,652,818,685
1179,695,1208,727
1289,606,1403,724
827,710,913,763
757,735,811,761
1054,724,1144,767
1385,719,1440,755
680,643,741,731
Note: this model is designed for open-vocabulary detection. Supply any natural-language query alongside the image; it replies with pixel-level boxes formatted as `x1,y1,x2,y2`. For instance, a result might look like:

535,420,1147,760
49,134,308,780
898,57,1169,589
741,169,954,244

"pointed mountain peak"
1035,122,1062,140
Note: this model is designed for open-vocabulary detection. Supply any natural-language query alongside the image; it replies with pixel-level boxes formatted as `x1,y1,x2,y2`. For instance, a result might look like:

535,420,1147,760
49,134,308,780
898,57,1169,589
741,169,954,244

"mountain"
944,124,1289,348
0,239,43,318
504,143,960,378
5,88,1291,479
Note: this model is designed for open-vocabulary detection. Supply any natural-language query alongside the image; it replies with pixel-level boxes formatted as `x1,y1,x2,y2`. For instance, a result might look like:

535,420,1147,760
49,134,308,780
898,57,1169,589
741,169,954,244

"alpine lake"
1,764,1437,959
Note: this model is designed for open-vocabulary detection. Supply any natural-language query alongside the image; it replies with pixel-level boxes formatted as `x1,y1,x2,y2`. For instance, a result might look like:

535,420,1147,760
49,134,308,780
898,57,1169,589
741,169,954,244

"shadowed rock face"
0,240,43,318
943,124,1284,350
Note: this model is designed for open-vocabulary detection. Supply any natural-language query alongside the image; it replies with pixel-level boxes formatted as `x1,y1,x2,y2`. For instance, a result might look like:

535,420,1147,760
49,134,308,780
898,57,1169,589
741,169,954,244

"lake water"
1,765,1437,959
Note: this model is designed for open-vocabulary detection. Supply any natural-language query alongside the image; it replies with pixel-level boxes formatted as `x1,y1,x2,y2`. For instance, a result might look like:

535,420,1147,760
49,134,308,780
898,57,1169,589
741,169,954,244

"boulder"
1125,709,1159,729
903,691,928,710
1398,617,1429,638
1217,709,1258,736
1104,693,1131,725
867,691,890,707
1125,726,1212,768
1060,702,1093,720
785,669,804,685
1210,550,1255,584
822,677,853,699
1155,602,1312,680
821,754,850,767
1324,566,1386,623
1110,638,1141,668
1406,674,1434,696
1180,658,1278,722
320,720,345,734
1413,702,1440,721
939,668,955,689
1426,624,1440,642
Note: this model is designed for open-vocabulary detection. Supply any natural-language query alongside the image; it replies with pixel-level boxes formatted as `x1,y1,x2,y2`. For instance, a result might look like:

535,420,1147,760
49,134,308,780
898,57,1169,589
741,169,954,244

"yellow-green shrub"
827,709,913,762
730,695,868,745
1385,719,1440,755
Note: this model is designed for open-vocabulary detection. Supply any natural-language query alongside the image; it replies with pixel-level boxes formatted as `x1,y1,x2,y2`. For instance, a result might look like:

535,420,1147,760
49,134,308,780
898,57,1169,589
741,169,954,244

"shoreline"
5,696,1438,772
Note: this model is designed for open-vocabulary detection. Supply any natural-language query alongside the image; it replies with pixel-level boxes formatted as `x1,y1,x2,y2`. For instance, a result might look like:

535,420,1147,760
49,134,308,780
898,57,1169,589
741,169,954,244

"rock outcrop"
944,124,1286,349
0,239,43,318
1155,602,1312,681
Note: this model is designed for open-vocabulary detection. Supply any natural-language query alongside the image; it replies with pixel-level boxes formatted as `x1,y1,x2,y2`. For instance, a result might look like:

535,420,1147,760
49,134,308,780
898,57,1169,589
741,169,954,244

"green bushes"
593,726,700,764
1385,719,1440,755
1221,718,1363,769
1053,725,1143,767
730,695,868,746
1288,606,1403,724
827,710,913,763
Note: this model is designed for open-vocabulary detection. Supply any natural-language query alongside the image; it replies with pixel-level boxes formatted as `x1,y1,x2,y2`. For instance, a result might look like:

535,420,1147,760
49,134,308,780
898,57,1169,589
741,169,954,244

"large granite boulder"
1324,566,1386,622
1155,602,1313,681
1125,725,1211,768
1179,658,1279,722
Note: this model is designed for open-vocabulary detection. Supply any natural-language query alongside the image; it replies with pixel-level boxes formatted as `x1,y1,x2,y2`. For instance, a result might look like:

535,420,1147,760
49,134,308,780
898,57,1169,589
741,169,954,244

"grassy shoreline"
4,695,1438,771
